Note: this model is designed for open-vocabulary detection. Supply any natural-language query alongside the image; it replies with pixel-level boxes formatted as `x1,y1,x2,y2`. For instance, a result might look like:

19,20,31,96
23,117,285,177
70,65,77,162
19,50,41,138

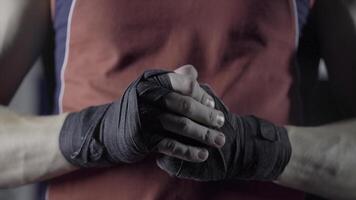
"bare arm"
0,0,50,104
0,106,76,188
277,121,356,200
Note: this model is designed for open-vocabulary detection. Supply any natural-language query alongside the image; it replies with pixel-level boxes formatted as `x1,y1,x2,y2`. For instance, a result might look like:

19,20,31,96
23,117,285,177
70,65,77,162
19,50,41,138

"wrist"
236,116,292,181
59,104,115,168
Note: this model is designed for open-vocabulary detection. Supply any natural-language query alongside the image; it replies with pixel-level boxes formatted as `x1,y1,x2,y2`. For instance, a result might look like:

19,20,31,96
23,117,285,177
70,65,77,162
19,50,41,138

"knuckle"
185,147,196,161
179,118,191,132
209,110,216,124
188,80,197,96
176,117,186,127
205,129,213,143
198,128,209,143
183,77,196,96
180,98,193,114
200,93,208,104
165,140,177,152
182,147,192,159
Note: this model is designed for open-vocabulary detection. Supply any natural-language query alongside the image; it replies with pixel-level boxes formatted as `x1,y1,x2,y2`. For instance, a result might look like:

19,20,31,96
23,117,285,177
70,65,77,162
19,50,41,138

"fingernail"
205,98,215,108
216,112,225,127
214,134,226,147
198,150,209,161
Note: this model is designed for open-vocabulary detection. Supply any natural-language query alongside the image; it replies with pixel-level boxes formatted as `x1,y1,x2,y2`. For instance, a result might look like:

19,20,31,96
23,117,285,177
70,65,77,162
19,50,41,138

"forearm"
0,106,76,188
277,120,356,200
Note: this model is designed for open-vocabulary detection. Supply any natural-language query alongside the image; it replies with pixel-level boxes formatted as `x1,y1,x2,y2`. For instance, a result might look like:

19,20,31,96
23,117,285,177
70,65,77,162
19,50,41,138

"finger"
157,138,209,163
164,92,225,128
160,113,226,148
168,73,215,108
174,64,198,80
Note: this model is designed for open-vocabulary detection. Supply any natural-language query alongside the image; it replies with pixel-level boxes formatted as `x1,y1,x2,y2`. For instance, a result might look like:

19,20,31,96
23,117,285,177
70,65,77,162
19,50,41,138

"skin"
278,122,356,200
0,108,73,188
1,0,356,199
157,65,226,162
157,65,225,162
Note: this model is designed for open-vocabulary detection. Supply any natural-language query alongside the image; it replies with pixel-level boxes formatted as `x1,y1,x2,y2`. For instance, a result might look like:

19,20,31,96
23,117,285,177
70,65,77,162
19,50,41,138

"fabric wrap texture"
59,70,173,167
157,86,292,181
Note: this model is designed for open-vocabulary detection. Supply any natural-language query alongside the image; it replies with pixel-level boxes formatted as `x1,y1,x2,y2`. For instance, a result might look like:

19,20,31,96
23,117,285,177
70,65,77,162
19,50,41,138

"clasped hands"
60,65,291,182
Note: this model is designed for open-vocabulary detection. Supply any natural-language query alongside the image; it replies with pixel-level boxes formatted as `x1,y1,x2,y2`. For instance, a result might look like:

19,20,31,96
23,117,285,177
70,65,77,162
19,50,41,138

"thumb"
174,64,198,80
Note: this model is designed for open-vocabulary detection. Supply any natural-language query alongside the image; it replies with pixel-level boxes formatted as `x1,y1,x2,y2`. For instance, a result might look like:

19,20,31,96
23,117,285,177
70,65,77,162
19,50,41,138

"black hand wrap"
59,70,172,167
157,86,291,181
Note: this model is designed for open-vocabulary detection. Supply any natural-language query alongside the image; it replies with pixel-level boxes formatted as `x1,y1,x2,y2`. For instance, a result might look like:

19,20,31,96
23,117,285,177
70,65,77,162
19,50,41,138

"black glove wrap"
59,70,172,167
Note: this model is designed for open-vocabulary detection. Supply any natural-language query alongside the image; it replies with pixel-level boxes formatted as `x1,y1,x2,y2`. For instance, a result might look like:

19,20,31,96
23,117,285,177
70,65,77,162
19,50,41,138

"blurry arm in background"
277,0,356,199
0,0,51,104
